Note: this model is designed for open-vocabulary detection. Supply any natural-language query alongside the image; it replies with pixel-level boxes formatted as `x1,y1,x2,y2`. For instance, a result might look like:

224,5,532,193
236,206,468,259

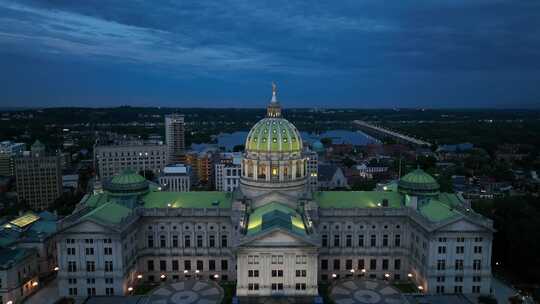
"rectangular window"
345,259,353,270
454,286,463,293
383,235,388,247
197,235,203,247
105,261,113,272
370,235,376,247
358,235,364,247
394,234,401,247
333,259,340,270
172,260,179,271
334,235,340,247
68,261,77,272
209,235,215,247
394,259,401,270
455,276,463,282
456,246,464,254
358,259,365,270
472,286,481,293
104,247,112,255
147,260,154,271
172,235,179,248
437,260,446,270
346,235,352,247
221,235,228,247
455,259,464,270
438,246,446,254
85,248,94,255
321,259,328,270
147,235,154,248
382,259,389,270
184,260,191,271
67,248,76,255
160,260,167,271
370,259,376,270
272,270,284,277
221,260,228,271
209,260,216,271
184,235,191,248
197,260,203,271
86,261,95,272
473,259,482,270
474,246,483,254
322,235,328,247
160,235,166,248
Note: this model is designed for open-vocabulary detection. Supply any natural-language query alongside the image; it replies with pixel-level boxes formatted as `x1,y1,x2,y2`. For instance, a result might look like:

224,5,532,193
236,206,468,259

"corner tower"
240,84,307,201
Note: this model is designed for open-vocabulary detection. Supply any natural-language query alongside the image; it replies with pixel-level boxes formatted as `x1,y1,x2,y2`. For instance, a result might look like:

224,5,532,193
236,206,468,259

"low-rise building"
214,153,242,192
159,164,192,192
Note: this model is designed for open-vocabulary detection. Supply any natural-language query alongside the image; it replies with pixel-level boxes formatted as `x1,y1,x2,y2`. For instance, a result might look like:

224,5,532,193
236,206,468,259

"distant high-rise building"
165,114,185,163
0,141,25,177
15,140,62,210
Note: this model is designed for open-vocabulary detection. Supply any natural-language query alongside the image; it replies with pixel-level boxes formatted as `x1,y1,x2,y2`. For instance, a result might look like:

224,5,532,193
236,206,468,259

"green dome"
104,170,149,196
246,118,302,153
398,168,439,196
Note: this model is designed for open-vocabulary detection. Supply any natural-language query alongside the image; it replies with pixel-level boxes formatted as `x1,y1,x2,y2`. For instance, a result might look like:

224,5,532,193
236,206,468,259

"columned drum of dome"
240,84,307,199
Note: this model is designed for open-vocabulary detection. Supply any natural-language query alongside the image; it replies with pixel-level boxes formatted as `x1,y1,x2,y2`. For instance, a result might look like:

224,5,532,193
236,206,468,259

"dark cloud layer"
0,0,539,108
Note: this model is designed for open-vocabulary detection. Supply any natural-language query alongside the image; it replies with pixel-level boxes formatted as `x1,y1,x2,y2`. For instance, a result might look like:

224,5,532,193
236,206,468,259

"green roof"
419,199,460,222
247,202,306,235
0,247,35,269
83,202,133,224
142,191,232,209
400,168,437,185
109,170,146,185
315,191,403,208
246,118,302,153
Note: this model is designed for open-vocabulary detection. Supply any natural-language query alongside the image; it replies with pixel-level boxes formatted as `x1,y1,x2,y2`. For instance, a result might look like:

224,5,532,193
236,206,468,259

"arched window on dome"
271,165,279,181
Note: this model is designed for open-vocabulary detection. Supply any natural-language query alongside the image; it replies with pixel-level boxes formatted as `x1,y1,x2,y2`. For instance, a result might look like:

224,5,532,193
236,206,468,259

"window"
86,261,95,272
455,276,463,282
160,260,167,271
184,235,191,248
383,235,388,247
333,259,340,270
438,246,446,254
271,283,283,291
172,260,179,271
87,288,96,296
68,261,77,272
209,260,216,271
104,247,112,255
296,255,307,264
321,259,328,270
106,288,114,296
85,239,94,244
160,235,166,248
147,235,154,248
436,276,445,282
85,248,94,255
248,270,259,277
171,235,178,248
296,270,307,277
184,260,191,271
271,256,283,264
454,286,463,293
322,235,328,247
68,288,78,296
197,260,203,271
248,283,259,291
394,234,401,247
221,260,228,271
457,237,465,242
370,259,376,270
221,235,228,247
147,260,154,271
473,259,482,270
436,286,444,294
248,255,259,265
105,261,113,272
473,276,482,282
474,237,483,242
197,235,203,247
358,259,365,270
295,283,307,290
382,259,389,270
346,259,353,270
455,259,464,270
272,270,284,277
358,235,364,247
209,235,215,247
437,260,446,270
474,246,483,254
394,259,401,270
438,237,447,242
344,235,351,247
370,234,376,247
104,238,112,244
472,286,481,293
67,247,75,255
334,235,340,247
68,278,77,284
456,246,464,254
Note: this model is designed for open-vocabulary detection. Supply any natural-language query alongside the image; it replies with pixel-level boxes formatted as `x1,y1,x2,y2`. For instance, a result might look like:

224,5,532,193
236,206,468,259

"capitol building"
54,86,494,301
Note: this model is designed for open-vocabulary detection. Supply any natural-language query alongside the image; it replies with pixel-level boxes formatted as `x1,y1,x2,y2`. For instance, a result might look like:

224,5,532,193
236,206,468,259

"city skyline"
1,0,540,108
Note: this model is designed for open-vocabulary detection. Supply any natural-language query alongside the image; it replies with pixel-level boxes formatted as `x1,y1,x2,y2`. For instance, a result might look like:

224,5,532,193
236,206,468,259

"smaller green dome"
312,140,324,152
104,170,149,196
398,168,439,196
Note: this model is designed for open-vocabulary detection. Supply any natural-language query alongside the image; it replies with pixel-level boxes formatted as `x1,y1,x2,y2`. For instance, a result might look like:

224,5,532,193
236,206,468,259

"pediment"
60,219,115,234
240,228,318,248
435,217,493,233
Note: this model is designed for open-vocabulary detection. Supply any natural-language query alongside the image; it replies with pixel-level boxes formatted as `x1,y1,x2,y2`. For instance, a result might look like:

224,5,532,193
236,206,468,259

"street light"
137,274,143,279
214,274,220,279
32,281,39,287
407,273,413,278
361,269,366,273
128,287,133,292
183,270,189,274
331,273,337,278
160,274,166,279
349,269,355,273
418,286,424,291
53,266,59,271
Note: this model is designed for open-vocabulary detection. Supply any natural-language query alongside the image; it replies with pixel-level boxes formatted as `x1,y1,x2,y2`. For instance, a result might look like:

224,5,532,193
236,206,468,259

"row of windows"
435,285,482,294
322,234,401,248
436,275,482,283
67,261,113,272
147,259,229,272
66,238,112,244
321,258,401,271
322,224,401,231
438,237,484,243
67,278,114,285
67,247,113,256
148,224,228,231
148,234,228,248
436,259,482,270
438,245,483,254
68,287,115,296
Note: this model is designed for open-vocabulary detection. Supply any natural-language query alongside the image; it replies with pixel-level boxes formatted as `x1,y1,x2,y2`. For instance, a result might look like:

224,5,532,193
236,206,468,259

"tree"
233,144,245,152
320,137,332,147
342,157,355,168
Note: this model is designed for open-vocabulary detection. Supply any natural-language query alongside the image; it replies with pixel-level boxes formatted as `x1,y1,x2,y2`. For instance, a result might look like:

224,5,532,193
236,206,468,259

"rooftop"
247,202,306,236
315,191,403,209
142,191,232,209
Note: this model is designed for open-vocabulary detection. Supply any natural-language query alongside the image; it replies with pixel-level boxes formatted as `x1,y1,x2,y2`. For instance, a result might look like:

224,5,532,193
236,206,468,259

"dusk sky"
1,0,540,108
